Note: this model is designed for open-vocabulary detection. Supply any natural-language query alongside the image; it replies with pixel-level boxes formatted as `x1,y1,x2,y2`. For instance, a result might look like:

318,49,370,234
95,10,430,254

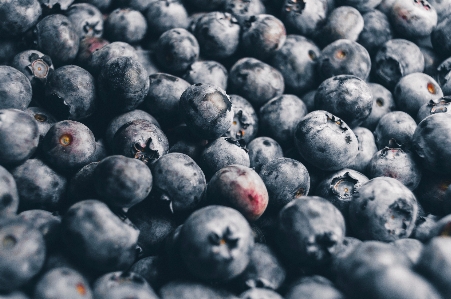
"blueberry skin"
294,110,359,171
44,65,97,120
259,158,310,213
0,109,39,167
390,0,437,39
179,83,233,140
11,159,67,212
420,46,440,77
150,153,206,214
179,205,254,282
0,291,29,299
0,38,22,65
423,213,451,239
247,137,283,173
315,75,373,128
105,9,147,44
41,120,96,174
277,196,346,269
281,0,328,37
184,0,225,11
431,15,451,59
349,177,418,241
318,39,371,81
193,12,241,60
241,14,286,61
315,168,368,220
360,83,396,131
0,166,18,217
33,267,92,299
64,162,97,211
0,0,41,37
414,172,451,215
357,10,393,57
300,89,316,112
373,39,424,90
130,256,168,290
61,200,139,272
239,289,282,299
337,0,382,12
93,271,158,299
98,56,150,114
159,280,237,299
391,238,423,264
270,35,320,95
394,72,443,117
225,0,266,24
259,94,308,148
228,58,285,107
373,111,417,150
18,209,60,252
145,0,189,38
183,61,228,91
65,3,103,39
0,217,46,292
436,56,451,95
155,28,199,75
168,125,208,162
0,66,32,110
413,113,451,174
94,155,152,209
330,236,362,280
225,95,258,144
135,48,159,77
285,276,344,299
349,127,378,173
199,137,250,180
75,36,109,70
34,14,80,67
143,73,190,129
412,213,438,241
112,120,169,166
87,41,138,76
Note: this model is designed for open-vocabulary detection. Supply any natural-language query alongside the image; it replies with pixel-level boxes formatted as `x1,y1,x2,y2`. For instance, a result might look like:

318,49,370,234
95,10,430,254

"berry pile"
1,0,451,298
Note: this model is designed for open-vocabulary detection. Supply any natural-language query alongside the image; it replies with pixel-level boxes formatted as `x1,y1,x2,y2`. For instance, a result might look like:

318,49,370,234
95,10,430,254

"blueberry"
360,83,396,131
0,217,46,292
373,111,417,150
0,66,32,110
228,58,285,108
391,238,423,264
349,177,418,241
87,41,138,76
44,65,97,120
61,200,139,272
64,162,97,211
247,137,283,173
294,110,359,171
0,0,41,37
38,0,74,13
423,213,451,239
239,288,283,299
167,125,208,162
93,271,158,299
143,73,190,129
0,109,39,168
33,14,80,67
184,0,225,11
225,95,259,144
281,0,328,37
285,276,345,299
411,213,438,241
41,120,96,174
436,56,451,95
104,9,147,44
429,0,451,22
349,127,378,173
18,209,60,252
75,36,109,70
357,10,393,57
159,280,237,299
179,83,233,140
420,46,440,77
183,61,228,91
300,89,317,112
259,94,308,148
270,35,320,95
0,38,22,65
206,164,268,221
79,0,111,12
33,267,92,299
135,48,159,77
0,291,29,299
112,119,169,166
317,39,371,81
414,171,451,215
417,96,451,123
390,0,438,39
329,236,362,280
277,196,345,269
225,0,266,24
180,205,254,281
145,0,189,38
130,256,168,290
0,166,18,217
98,56,150,114
337,0,382,12
65,3,103,39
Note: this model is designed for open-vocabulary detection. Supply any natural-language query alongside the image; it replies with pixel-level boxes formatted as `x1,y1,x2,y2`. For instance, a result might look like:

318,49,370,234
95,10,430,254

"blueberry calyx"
224,137,248,152
284,0,306,13
326,114,348,131
245,277,273,289
2,235,17,249
428,96,451,114
306,232,339,261
133,140,159,164
381,139,403,155
330,172,360,200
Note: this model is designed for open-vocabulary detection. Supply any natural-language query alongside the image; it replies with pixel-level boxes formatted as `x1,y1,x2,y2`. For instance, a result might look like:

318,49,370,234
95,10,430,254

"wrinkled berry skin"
145,0,189,38
112,120,169,166
98,56,150,114
373,111,417,150
315,75,373,128
228,58,285,107
206,164,268,221
277,196,346,269
270,35,320,95
11,159,67,212
0,66,32,111
281,0,327,37
65,3,103,39
225,0,266,24
105,9,147,44
358,10,393,57
93,271,158,299
87,41,138,76
259,158,310,213
150,153,206,214
390,0,438,39
374,39,424,90
225,95,258,144
248,137,283,173
0,218,46,292
349,127,378,173
179,205,254,282
34,267,92,299
179,83,233,140
360,83,396,131
44,65,96,120
94,155,152,209
349,177,418,241
41,120,96,174
34,14,79,67
62,200,139,273
294,111,359,171
0,109,39,167
417,97,451,123
0,0,41,37
259,94,308,148
0,165,19,217
200,137,250,179
318,39,371,81
413,113,451,174
183,61,228,91
144,73,190,129
285,276,345,299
